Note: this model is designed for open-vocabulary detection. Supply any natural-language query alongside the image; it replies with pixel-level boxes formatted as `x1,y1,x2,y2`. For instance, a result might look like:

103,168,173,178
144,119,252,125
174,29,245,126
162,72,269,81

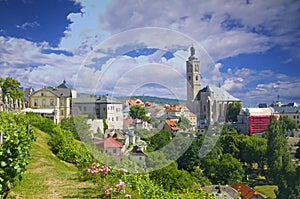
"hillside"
8,129,100,199
116,95,186,105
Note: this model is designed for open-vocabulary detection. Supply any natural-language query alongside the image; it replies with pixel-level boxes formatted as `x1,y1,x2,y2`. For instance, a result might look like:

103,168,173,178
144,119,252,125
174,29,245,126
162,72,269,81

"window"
83,107,87,111
41,93,45,96
42,99,46,107
139,157,143,160
107,106,110,110
79,106,82,111
103,107,106,111
113,149,116,154
112,117,114,121
50,99,54,106
116,117,118,121
203,105,206,112
188,76,191,80
297,115,299,119
294,115,296,119
34,99,38,106
60,100,64,106
196,75,198,81
61,110,64,115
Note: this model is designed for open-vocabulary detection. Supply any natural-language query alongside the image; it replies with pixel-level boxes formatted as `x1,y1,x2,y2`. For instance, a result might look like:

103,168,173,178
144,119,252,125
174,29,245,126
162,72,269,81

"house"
233,182,267,199
128,98,145,107
130,145,148,166
93,135,123,156
201,185,240,199
105,129,129,149
28,81,74,124
164,119,180,134
95,95,123,129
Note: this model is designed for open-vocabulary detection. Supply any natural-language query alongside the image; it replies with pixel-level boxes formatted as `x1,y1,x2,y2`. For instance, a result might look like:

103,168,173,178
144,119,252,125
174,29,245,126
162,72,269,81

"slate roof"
31,87,71,98
273,106,300,113
199,85,240,102
96,95,122,104
57,80,72,89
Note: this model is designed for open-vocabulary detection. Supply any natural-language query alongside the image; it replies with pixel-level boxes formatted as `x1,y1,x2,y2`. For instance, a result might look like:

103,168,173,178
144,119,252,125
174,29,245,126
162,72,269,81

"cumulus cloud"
222,67,300,106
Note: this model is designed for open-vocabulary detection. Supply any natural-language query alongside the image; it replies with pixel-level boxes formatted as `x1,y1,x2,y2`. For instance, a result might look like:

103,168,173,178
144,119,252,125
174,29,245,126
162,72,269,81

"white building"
95,96,123,129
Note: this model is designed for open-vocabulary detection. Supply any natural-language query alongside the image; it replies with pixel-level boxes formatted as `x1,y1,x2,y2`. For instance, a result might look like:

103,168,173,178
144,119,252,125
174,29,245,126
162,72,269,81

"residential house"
105,129,129,149
93,135,123,156
95,95,123,129
164,119,180,134
233,182,267,199
130,145,148,166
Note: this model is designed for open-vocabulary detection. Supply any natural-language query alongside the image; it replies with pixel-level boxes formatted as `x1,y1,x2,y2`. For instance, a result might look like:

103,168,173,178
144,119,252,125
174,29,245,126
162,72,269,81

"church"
186,46,240,126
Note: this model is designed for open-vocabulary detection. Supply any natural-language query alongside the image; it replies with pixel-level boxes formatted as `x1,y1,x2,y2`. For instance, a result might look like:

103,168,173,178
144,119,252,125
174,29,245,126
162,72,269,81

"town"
0,47,299,198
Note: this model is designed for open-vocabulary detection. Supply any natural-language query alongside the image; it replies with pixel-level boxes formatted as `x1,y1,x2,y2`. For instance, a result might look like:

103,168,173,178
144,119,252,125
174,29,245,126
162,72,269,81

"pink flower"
118,168,128,174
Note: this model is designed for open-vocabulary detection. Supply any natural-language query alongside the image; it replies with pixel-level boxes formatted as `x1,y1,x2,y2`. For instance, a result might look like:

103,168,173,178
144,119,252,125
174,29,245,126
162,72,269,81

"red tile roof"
94,135,123,149
233,182,266,199
128,98,145,106
165,120,180,131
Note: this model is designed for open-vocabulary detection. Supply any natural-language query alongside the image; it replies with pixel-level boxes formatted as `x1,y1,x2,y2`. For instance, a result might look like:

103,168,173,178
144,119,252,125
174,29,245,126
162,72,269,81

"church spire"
189,45,197,61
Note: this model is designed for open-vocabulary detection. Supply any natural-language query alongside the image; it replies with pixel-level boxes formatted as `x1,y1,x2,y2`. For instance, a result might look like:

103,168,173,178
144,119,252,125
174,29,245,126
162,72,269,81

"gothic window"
34,99,38,106
196,75,198,81
189,76,191,80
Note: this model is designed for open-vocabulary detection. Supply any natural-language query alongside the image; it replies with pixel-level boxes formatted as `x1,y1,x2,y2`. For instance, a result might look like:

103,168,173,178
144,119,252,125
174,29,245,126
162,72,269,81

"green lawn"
8,129,101,199
254,185,278,199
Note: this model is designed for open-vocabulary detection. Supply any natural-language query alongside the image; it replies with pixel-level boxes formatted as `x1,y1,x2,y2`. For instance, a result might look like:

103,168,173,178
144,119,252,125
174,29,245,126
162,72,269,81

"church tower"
186,46,201,111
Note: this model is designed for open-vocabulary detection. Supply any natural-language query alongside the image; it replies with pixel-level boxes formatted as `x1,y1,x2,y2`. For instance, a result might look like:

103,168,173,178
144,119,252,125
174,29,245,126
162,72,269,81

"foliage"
280,115,298,131
0,77,24,101
84,162,216,199
48,127,92,167
149,162,196,192
225,102,242,123
219,125,240,158
0,112,36,198
178,116,191,130
129,105,148,121
103,119,108,133
240,135,267,170
147,130,171,152
60,115,92,142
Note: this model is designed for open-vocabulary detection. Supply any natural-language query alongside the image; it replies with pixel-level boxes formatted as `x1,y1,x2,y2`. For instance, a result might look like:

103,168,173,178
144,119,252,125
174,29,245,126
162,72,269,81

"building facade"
95,96,123,129
28,87,72,124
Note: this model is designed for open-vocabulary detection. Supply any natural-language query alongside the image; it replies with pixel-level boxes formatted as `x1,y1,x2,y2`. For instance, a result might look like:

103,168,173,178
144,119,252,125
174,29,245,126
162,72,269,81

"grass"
254,185,278,199
8,129,101,199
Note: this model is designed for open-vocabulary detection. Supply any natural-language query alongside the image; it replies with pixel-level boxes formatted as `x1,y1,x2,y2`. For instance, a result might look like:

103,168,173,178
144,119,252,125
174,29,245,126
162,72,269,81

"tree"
214,154,244,185
0,77,24,101
266,116,292,184
219,125,240,158
226,102,242,123
129,105,148,121
240,135,267,171
178,116,190,130
103,119,108,132
280,115,298,132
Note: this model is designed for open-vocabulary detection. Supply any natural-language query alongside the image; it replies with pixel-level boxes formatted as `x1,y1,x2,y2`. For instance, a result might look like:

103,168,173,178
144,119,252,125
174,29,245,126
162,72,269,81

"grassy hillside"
8,129,100,199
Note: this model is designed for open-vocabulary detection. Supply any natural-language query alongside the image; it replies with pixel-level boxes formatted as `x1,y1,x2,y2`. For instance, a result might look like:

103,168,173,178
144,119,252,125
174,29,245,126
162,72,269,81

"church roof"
199,85,240,102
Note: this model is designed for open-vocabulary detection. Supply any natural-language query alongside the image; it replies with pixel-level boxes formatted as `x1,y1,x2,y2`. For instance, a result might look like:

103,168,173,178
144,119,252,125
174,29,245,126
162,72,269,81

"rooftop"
199,85,240,102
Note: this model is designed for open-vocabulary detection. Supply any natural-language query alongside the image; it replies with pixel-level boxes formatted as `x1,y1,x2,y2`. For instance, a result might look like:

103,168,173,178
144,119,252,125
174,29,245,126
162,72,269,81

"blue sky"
0,0,299,107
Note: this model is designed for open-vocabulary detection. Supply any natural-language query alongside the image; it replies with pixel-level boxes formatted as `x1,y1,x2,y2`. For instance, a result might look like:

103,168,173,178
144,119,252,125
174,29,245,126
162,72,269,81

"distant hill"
116,95,186,106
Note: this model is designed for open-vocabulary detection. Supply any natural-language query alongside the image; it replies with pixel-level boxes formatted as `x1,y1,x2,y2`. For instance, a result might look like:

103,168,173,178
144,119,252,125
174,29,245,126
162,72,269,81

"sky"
0,0,299,107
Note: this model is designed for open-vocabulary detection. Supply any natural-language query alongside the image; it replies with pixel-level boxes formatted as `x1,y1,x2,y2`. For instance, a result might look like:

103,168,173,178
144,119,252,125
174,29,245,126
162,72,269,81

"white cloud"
16,21,40,30
222,67,300,106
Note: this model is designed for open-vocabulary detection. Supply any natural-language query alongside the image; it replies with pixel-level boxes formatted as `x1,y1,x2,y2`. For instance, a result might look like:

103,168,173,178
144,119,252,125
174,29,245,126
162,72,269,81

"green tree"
178,116,191,130
266,116,292,184
214,154,244,185
0,77,24,101
129,105,148,121
147,130,171,152
280,115,298,132
226,102,242,123
240,135,267,171
219,125,240,158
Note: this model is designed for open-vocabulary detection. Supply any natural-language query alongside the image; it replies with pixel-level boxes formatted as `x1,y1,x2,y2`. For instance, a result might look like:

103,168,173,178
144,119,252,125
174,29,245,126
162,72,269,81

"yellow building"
28,81,73,124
